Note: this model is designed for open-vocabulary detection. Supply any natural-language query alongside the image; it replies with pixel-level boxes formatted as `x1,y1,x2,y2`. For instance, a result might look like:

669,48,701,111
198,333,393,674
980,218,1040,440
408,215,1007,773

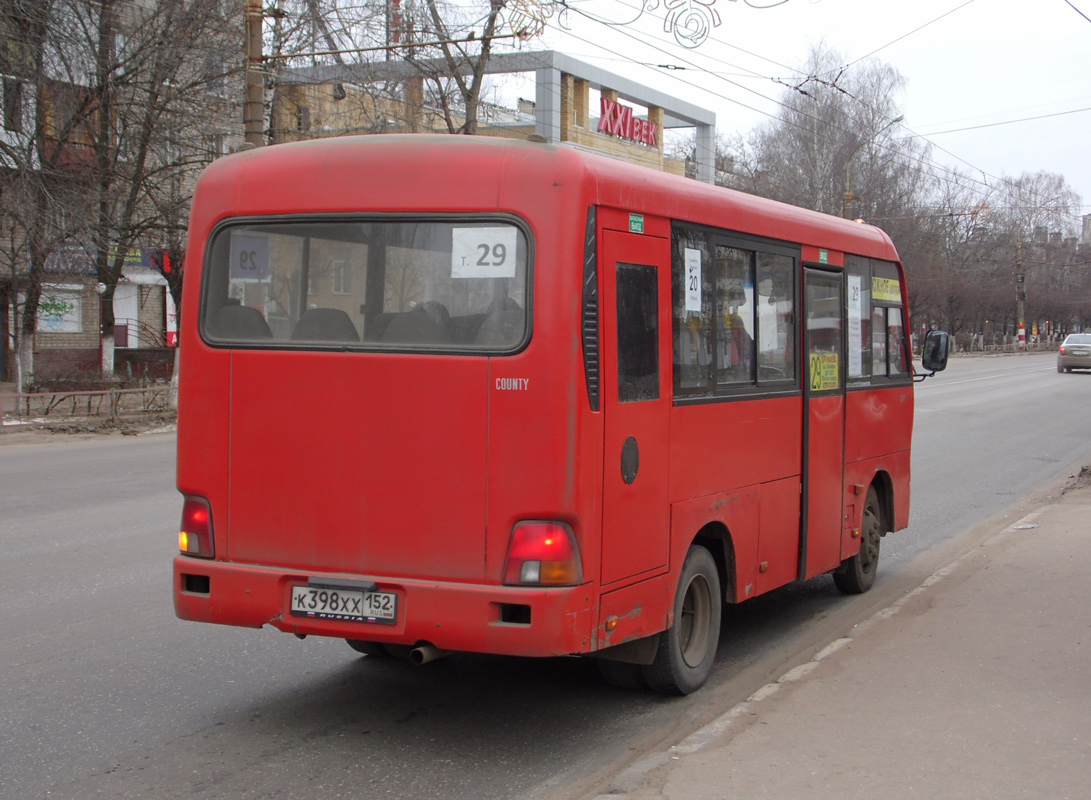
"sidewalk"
602,474,1091,800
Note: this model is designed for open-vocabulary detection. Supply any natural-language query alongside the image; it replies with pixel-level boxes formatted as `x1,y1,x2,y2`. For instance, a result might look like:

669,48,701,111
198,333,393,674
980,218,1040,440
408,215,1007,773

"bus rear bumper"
173,557,593,657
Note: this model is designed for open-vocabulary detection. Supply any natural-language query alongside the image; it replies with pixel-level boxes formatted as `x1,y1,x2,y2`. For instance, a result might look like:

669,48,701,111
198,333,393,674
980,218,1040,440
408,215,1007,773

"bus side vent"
582,206,600,411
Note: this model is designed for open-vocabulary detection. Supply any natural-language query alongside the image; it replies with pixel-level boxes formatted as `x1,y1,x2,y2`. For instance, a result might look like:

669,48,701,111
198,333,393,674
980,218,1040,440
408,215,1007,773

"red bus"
174,135,947,694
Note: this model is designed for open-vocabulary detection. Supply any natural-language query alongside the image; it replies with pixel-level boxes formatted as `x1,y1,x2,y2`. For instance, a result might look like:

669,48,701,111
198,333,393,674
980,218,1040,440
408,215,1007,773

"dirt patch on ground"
1062,466,1091,495
0,412,176,445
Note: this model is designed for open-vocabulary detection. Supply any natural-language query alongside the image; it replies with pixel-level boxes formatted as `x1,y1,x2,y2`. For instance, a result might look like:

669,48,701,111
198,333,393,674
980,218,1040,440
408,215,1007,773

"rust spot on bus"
593,604,642,647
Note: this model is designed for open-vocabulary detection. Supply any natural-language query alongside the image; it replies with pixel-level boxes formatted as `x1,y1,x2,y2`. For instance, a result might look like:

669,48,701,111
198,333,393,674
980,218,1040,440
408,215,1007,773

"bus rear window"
200,218,530,351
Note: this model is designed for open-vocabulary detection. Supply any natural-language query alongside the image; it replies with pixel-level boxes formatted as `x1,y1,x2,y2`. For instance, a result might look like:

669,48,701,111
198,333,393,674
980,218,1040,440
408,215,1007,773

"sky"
526,0,1091,228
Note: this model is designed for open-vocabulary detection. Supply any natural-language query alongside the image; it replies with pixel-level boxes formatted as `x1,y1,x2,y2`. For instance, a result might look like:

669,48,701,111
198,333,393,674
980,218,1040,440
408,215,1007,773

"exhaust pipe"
410,643,453,665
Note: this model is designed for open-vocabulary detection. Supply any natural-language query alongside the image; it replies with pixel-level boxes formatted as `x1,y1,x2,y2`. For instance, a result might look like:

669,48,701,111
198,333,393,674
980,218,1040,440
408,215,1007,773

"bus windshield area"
200,218,530,351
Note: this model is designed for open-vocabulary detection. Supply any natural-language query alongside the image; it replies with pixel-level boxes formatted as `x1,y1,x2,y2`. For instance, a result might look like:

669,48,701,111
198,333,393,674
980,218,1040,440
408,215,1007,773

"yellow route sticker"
872,277,901,304
809,353,840,391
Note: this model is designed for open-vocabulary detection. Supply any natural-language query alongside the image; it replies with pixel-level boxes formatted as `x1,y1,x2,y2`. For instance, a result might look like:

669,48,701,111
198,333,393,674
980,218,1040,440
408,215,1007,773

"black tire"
642,546,721,695
596,659,648,690
345,639,388,657
834,486,882,594
1057,364,1064,373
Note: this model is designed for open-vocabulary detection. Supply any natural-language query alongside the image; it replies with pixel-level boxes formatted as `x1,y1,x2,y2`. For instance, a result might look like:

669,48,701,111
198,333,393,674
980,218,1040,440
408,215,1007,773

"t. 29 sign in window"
451,227,518,279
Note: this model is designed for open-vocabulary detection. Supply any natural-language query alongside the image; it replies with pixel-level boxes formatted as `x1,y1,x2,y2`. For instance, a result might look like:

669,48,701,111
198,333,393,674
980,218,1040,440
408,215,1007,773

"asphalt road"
2,351,1087,800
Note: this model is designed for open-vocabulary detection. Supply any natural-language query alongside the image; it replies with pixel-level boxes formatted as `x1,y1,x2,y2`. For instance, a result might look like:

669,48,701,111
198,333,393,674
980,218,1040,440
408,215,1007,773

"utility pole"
1016,240,1026,350
244,0,264,146
843,115,903,220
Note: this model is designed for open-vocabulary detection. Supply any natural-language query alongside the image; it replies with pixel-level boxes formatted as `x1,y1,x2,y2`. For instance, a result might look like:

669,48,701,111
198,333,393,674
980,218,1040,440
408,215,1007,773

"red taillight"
503,521,582,586
1059,346,1067,354
179,496,214,558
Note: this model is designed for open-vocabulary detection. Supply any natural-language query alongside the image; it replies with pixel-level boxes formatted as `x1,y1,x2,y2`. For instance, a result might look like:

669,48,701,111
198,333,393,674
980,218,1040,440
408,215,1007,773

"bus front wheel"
642,545,721,695
834,487,882,594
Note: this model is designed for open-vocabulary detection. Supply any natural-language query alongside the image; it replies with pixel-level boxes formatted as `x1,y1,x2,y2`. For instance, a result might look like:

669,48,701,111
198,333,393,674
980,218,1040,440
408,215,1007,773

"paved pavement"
597,471,1091,800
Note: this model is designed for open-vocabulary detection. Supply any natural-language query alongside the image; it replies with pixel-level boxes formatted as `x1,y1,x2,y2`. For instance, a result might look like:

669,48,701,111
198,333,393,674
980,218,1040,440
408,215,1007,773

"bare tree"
724,44,928,218
408,0,507,134
0,0,242,387
0,0,91,390
78,0,241,376
902,169,1085,346
262,0,554,141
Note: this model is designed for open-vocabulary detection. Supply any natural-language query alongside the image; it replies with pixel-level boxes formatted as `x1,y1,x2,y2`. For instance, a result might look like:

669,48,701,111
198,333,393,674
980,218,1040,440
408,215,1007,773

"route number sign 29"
451,227,518,279
229,233,270,281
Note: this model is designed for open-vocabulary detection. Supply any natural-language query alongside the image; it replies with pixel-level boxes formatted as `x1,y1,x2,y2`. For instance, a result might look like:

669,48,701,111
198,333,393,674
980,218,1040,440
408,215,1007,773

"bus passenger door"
599,230,672,586
802,268,846,579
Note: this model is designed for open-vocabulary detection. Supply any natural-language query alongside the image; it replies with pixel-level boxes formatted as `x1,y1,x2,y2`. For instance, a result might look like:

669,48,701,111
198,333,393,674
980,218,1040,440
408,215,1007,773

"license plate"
290,584,397,624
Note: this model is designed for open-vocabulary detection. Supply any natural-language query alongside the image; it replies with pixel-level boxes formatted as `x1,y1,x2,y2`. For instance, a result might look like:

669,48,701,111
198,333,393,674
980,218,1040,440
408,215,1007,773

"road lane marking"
918,367,1054,388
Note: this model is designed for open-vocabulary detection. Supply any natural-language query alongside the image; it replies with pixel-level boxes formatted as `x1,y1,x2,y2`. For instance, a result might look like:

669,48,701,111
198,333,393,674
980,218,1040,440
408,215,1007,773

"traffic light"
151,249,172,277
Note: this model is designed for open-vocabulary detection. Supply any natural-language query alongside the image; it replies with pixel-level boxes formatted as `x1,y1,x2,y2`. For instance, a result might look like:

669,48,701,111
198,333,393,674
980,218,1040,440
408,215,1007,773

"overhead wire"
831,0,979,74
922,105,1091,136
1063,0,1091,24
549,0,1087,220
551,8,989,200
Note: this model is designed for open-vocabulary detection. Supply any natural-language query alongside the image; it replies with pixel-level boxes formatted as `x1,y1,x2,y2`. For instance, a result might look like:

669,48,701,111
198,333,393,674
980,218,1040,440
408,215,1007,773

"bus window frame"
670,220,801,406
197,212,535,357
845,254,911,388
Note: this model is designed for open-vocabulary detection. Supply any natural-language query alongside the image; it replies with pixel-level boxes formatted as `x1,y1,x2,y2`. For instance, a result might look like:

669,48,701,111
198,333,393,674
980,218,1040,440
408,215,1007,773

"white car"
1057,334,1091,372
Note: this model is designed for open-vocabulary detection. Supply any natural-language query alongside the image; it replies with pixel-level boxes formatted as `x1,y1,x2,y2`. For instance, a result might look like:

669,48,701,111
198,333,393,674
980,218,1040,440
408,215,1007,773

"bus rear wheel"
642,545,721,695
834,487,882,594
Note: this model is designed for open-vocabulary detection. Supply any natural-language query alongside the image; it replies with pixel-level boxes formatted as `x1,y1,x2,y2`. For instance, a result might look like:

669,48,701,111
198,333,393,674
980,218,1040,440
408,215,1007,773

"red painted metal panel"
845,385,914,464
805,394,846,578
595,574,671,651
173,557,592,657
225,351,489,580
843,450,912,536
598,229,672,586
756,476,802,595
669,487,760,603
668,396,803,502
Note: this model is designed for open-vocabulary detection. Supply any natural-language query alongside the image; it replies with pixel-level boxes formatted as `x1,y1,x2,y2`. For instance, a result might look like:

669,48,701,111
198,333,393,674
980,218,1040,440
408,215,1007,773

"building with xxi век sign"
274,51,716,184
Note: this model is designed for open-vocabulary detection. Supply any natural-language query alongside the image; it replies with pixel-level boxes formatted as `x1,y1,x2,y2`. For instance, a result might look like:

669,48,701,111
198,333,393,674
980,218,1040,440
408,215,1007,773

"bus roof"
196,135,900,263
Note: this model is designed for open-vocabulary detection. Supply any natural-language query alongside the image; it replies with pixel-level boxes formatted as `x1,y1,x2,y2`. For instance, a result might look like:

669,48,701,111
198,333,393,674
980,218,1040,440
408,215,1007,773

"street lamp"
843,115,904,220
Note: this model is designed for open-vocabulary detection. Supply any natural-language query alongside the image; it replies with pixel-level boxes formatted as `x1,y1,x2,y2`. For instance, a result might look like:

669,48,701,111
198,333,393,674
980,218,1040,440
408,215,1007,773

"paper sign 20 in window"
451,227,518,279
684,248,702,312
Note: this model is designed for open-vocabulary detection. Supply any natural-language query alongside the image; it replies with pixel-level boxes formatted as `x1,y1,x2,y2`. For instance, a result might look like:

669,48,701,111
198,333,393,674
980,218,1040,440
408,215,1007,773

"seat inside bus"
212,304,273,340
380,305,451,344
291,308,360,342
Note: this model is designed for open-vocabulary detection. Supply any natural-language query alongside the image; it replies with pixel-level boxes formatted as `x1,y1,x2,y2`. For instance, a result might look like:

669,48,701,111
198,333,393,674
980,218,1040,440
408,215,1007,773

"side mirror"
921,330,949,373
